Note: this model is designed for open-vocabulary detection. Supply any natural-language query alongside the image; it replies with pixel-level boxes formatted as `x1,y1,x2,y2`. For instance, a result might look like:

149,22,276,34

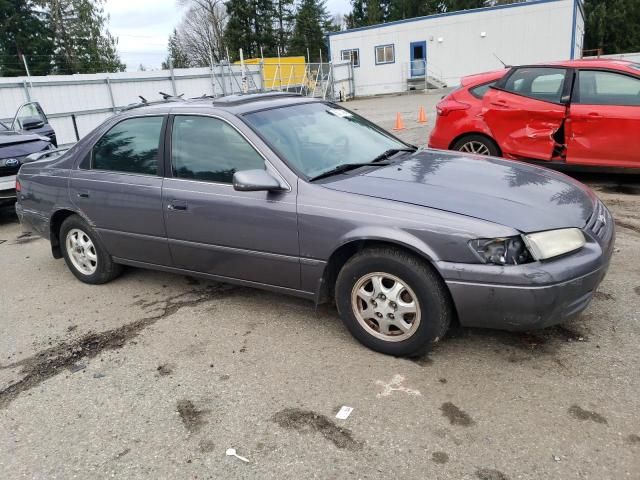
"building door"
410,41,426,78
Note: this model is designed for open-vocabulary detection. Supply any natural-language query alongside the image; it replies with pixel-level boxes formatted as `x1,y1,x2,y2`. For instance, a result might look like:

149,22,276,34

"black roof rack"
118,92,188,113
212,92,302,107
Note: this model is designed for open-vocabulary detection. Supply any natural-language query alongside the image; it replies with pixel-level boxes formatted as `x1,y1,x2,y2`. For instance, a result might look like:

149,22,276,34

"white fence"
0,65,264,146
0,61,354,146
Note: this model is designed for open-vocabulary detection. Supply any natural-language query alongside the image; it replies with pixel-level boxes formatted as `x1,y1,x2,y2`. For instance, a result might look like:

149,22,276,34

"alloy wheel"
458,140,491,155
66,228,98,275
351,272,421,342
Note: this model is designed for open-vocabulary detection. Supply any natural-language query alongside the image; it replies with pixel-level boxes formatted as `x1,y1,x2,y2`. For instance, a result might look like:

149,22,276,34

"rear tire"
60,214,122,284
335,247,452,357
452,134,500,156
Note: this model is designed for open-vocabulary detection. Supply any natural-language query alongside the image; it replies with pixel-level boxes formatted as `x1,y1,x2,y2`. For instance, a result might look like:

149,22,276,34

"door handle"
490,100,508,107
77,191,90,198
168,200,188,211
587,112,602,118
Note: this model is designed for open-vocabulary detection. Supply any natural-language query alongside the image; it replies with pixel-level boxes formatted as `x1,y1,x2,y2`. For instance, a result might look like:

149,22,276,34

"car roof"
461,59,639,86
544,58,637,70
117,92,323,118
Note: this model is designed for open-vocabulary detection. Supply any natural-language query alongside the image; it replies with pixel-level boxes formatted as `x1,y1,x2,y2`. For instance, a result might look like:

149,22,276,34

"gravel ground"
1,93,639,479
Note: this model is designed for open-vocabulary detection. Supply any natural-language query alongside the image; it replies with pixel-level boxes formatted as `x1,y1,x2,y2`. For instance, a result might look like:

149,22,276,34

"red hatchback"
429,59,640,170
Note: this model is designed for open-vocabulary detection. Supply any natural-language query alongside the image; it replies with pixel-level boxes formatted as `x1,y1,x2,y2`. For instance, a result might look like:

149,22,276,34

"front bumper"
0,175,16,205
438,205,615,331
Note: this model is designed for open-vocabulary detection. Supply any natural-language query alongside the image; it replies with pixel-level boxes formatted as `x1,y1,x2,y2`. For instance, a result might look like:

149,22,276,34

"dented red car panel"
428,59,640,170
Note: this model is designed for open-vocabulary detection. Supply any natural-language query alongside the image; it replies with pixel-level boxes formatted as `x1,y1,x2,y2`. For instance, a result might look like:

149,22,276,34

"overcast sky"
104,0,351,71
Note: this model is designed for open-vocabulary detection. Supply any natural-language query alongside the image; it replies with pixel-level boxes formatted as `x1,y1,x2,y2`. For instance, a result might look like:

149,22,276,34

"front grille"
0,154,27,177
585,200,611,240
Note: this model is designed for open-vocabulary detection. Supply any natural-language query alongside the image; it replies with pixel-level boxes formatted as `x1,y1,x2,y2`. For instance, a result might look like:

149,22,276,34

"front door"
482,67,569,160
410,41,426,78
162,114,300,289
70,115,171,266
566,69,640,168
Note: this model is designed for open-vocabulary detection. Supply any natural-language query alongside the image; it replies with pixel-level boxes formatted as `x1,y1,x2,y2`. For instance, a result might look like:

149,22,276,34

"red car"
429,59,640,170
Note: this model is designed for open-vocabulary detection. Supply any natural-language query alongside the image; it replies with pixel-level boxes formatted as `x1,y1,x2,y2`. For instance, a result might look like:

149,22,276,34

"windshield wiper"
309,162,391,182
370,147,417,163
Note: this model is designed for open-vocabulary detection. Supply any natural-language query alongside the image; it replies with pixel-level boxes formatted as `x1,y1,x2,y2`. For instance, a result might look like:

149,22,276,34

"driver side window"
171,116,264,184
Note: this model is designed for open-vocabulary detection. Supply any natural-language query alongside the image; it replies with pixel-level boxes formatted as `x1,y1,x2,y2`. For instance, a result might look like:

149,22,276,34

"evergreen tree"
274,0,295,53
289,0,331,61
583,0,640,54
162,29,190,69
0,0,54,76
44,0,125,74
225,0,276,60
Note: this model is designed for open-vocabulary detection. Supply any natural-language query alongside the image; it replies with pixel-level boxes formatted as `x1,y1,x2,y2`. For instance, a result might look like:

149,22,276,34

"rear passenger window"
92,116,163,175
171,116,264,183
503,67,567,103
576,70,640,106
470,81,496,99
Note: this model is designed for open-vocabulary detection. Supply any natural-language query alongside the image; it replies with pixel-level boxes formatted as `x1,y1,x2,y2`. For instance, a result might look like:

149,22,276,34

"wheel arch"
448,131,502,156
316,234,443,305
49,208,81,258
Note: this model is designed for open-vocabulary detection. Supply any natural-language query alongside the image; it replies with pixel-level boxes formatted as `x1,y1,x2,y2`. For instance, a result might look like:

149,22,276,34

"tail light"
15,178,21,193
436,99,471,116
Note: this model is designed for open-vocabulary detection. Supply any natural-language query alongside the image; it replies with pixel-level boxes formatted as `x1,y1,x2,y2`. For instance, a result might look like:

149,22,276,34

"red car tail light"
15,179,21,193
436,99,471,116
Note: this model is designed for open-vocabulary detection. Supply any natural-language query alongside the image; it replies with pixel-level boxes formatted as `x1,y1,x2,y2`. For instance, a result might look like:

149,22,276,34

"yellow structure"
237,56,307,90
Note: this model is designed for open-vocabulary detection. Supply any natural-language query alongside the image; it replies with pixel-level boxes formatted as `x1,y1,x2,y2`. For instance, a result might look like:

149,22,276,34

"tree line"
164,0,337,68
0,0,125,77
2,0,640,77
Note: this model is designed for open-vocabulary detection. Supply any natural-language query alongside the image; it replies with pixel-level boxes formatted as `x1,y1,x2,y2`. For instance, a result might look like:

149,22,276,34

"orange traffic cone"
393,112,406,131
417,106,427,123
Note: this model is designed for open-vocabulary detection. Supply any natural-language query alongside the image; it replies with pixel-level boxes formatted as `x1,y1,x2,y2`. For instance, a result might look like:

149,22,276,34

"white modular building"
328,0,585,96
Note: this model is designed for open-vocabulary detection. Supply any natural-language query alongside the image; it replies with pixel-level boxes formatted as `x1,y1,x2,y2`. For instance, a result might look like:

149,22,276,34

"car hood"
320,150,596,232
0,132,51,159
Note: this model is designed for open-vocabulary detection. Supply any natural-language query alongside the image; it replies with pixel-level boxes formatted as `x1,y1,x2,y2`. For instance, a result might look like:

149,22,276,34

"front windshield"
243,102,409,179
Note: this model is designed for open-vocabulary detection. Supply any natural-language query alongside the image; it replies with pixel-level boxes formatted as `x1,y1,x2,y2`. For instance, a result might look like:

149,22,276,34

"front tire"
60,215,122,284
452,134,500,156
335,247,452,357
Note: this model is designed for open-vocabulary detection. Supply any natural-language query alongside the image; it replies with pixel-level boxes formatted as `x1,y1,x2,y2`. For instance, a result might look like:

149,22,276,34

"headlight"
469,236,532,265
523,228,585,261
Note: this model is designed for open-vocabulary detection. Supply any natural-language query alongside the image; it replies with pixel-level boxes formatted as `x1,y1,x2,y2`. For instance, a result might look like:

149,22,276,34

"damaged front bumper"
437,209,615,331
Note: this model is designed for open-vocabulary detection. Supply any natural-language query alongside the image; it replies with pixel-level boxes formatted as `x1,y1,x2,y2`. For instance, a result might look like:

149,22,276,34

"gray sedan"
15,93,615,357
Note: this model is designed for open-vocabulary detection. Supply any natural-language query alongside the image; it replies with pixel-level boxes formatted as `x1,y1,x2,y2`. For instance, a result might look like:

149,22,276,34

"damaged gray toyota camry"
16,93,614,357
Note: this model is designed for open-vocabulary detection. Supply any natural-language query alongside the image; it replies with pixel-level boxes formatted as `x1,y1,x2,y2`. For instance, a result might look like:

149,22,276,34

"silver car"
16,93,615,357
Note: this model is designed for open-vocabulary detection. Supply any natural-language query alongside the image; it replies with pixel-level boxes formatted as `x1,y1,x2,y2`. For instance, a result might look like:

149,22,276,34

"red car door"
566,69,640,168
481,67,569,161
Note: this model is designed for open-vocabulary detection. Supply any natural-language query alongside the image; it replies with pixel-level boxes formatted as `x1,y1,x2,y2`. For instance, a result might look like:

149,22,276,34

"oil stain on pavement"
568,405,608,424
476,468,510,480
440,402,475,427
272,408,362,450
0,285,238,409
177,399,209,434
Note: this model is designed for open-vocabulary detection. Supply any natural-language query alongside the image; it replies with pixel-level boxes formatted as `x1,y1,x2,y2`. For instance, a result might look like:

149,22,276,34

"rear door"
566,69,640,168
70,115,171,266
482,67,570,160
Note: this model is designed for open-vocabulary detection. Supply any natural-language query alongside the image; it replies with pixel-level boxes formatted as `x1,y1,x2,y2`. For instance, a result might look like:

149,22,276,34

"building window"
340,49,359,67
375,45,395,65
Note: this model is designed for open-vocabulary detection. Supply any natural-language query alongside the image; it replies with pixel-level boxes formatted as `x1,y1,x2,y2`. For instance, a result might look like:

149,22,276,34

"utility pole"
22,55,33,93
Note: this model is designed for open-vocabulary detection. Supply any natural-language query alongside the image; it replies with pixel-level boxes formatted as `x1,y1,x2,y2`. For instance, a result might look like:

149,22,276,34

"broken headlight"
469,236,532,265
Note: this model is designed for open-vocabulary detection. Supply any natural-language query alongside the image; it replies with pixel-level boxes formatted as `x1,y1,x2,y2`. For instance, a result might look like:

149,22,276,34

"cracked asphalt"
1,94,639,479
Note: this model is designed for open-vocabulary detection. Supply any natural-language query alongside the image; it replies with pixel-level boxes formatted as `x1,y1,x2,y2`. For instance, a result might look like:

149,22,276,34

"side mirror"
21,116,45,130
232,169,285,192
